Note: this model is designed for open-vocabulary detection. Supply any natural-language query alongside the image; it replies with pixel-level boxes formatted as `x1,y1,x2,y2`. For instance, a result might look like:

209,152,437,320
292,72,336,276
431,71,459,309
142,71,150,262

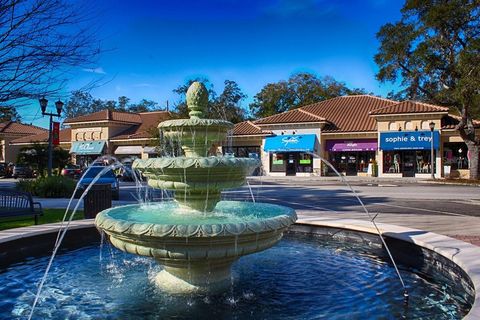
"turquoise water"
0,234,471,319
103,201,295,225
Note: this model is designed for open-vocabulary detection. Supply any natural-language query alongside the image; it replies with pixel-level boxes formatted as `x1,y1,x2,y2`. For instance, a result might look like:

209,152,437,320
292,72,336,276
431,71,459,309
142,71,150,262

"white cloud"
82,67,106,75
133,83,156,88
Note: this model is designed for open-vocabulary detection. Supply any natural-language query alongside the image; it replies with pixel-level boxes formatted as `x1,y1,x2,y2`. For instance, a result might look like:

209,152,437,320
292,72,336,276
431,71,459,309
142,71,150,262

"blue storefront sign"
70,140,106,155
380,131,440,151
264,134,317,152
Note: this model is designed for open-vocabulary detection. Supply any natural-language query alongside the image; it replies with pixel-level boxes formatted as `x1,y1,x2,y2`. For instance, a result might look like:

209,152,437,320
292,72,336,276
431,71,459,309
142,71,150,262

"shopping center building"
0,122,47,163
10,110,171,167
7,95,479,178
230,95,479,178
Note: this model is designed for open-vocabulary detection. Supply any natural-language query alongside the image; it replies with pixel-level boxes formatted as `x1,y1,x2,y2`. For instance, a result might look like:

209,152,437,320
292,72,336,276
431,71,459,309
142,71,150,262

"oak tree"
375,0,480,179
0,0,101,107
250,73,367,118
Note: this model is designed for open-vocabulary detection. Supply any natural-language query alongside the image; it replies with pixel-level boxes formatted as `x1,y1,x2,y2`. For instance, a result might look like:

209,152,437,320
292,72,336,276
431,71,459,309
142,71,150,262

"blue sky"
22,0,404,128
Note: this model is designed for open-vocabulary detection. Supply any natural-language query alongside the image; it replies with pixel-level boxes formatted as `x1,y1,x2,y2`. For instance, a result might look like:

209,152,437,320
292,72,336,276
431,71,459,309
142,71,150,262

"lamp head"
429,121,435,131
55,100,64,116
39,97,48,114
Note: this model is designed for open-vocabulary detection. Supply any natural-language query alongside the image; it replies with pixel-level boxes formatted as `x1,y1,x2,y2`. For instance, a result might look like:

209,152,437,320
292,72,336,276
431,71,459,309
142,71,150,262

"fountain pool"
0,227,473,319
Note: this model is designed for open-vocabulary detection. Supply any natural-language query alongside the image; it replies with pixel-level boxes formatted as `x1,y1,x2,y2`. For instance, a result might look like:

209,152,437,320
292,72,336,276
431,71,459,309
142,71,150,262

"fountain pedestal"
174,190,221,212
156,259,235,293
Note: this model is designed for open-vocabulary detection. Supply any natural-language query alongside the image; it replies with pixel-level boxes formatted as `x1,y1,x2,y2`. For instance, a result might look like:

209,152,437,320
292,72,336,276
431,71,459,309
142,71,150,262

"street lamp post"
429,121,435,179
39,98,63,177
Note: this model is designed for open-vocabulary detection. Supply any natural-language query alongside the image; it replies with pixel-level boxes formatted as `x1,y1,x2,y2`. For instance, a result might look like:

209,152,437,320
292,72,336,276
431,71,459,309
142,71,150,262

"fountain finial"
186,81,208,118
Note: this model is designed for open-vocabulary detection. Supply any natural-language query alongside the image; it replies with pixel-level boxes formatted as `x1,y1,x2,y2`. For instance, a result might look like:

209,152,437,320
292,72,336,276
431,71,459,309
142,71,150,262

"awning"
70,140,106,155
264,134,316,152
114,146,143,155
143,146,158,154
326,139,377,152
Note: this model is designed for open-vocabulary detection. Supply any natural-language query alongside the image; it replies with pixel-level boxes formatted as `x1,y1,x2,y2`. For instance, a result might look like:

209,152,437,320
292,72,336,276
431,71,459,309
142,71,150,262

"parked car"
12,165,34,179
0,163,8,177
76,166,120,200
61,164,82,179
118,165,141,182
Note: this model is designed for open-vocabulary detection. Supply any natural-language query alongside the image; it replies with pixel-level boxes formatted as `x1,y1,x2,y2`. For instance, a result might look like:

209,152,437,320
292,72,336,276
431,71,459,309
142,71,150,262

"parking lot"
1,176,479,242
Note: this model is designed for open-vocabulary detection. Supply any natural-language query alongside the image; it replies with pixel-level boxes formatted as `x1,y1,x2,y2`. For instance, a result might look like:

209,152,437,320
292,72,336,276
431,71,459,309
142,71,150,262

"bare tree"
0,0,102,105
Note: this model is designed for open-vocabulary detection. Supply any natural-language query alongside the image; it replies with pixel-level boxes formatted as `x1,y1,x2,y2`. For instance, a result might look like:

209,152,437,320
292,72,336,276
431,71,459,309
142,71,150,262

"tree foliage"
129,99,159,113
64,91,94,119
249,72,367,118
64,91,161,118
374,0,480,179
249,81,293,119
0,0,101,105
16,144,70,176
0,106,21,122
211,80,247,123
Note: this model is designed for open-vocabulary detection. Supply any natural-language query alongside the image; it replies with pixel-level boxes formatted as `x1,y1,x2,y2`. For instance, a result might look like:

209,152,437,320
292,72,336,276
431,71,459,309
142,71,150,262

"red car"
61,164,82,179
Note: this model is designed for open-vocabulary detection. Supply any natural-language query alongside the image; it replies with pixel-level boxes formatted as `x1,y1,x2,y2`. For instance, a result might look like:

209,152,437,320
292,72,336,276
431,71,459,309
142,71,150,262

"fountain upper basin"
133,157,261,211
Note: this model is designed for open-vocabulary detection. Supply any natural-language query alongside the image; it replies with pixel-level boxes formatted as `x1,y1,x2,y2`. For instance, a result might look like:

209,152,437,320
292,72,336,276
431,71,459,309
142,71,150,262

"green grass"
0,209,84,231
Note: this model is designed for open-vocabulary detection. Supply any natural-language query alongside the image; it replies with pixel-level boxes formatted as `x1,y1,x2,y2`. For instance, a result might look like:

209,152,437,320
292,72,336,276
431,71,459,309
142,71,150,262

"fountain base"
155,261,234,293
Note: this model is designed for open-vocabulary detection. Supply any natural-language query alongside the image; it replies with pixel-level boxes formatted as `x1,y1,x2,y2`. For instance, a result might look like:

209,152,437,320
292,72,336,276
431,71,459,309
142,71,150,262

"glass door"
402,151,416,177
286,153,296,176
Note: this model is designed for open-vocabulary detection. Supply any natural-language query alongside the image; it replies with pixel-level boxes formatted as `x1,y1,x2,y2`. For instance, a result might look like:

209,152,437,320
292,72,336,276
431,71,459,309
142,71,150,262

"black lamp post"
39,97,64,177
429,121,435,179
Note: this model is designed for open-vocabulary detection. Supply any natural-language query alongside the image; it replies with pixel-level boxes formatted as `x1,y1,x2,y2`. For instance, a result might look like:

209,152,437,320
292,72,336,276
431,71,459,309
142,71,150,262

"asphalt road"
225,179,480,217
1,177,479,218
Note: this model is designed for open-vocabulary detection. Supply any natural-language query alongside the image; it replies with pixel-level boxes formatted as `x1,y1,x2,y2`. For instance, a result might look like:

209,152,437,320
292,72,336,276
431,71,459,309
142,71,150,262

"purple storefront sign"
326,139,377,152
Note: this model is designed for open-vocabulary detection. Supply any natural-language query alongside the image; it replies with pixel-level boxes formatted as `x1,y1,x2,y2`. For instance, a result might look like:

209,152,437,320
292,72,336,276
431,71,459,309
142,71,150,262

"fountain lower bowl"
95,201,297,292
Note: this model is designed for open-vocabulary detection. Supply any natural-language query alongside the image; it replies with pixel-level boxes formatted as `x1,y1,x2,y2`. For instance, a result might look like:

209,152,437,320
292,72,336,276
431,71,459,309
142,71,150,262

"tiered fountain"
95,82,297,293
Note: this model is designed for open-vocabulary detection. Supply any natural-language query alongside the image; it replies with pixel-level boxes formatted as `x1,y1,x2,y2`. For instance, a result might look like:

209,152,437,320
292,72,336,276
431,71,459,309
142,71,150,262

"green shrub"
16,179,36,194
16,176,76,198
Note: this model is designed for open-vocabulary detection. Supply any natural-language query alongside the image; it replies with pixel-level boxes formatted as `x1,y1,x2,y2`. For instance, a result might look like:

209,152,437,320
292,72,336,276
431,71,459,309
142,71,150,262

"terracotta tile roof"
442,114,480,130
0,121,47,136
111,111,171,140
10,128,71,144
254,108,326,125
302,95,397,132
64,109,143,124
232,121,272,136
369,100,449,115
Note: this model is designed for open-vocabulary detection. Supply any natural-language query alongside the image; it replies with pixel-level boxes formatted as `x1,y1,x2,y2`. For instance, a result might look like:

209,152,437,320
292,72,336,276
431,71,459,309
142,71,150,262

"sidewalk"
248,175,480,187
35,198,135,210
248,175,422,185
296,210,480,246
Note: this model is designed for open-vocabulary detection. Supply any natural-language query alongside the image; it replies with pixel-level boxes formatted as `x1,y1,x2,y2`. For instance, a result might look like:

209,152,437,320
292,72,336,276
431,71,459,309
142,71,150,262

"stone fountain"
95,82,297,293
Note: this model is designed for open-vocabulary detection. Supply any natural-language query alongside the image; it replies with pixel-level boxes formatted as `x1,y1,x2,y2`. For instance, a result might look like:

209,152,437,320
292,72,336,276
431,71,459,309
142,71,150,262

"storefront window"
383,150,436,174
270,153,286,172
383,151,398,173
297,153,313,173
443,142,469,169
328,151,375,175
414,150,434,173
